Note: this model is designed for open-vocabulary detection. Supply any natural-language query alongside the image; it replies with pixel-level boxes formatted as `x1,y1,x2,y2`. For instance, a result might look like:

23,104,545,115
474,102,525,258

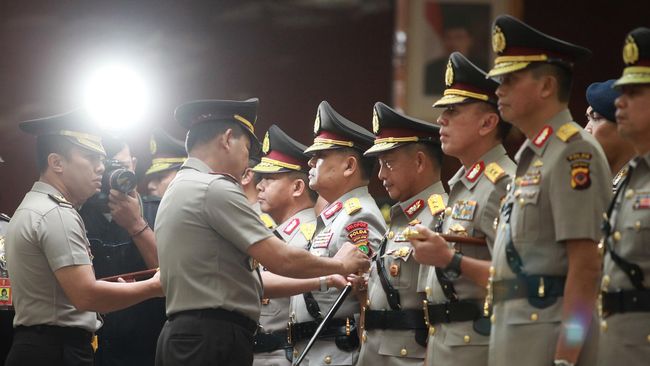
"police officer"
584,79,635,190
407,52,515,366
145,128,187,199
357,102,446,365
483,16,611,366
251,125,320,365
598,27,650,366
289,101,387,366
154,98,370,366
5,110,163,366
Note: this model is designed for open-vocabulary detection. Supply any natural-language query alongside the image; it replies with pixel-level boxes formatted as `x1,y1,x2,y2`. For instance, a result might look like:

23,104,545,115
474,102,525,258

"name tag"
452,200,477,221
633,192,650,210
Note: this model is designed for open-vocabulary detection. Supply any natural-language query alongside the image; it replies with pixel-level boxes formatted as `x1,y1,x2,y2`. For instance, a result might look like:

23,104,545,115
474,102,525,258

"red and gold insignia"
404,199,424,218
633,193,650,209
466,161,485,183
570,163,591,190
323,201,343,219
533,126,553,148
284,218,300,235
346,222,369,245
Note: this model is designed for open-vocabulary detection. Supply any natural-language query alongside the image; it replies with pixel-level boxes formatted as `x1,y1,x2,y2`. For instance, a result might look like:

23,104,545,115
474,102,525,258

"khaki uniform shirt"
6,182,101,332
358,182,447,365
156,158,273,321
598,154,650,366
426,145,515,366
488,110,611,366
291,186,386,366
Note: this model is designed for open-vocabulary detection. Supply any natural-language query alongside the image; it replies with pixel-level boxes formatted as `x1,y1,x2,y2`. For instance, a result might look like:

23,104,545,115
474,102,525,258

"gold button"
506,183,511,191
463,335,471,343
362,331,367,343
445,207,452,216
518,198,525,205
491,314,496,324
625,189,634,199
366,299,371,307
602,275,610,288
635,221,642,231
324,356,332,364
514,189,521,197
293,349,299,357
489,266,495,276
388,231,395,239
530,313,538,321
429,326,436,336
425,286,432,296
400,348,408,356
600,320,608,332
614,231,622,241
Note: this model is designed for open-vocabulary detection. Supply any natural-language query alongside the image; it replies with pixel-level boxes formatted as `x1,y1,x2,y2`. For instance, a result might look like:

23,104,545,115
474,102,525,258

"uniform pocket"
623,213,650,256
442,322,490,347
512,186,540,242
378,333,425,359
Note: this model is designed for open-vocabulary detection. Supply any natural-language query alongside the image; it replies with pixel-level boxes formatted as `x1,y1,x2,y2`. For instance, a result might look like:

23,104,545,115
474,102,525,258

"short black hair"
473,101,512,141
407,142,443,167
529,62,573,103
339,147,376,181
185,120,246,153
36,135,74,173
286,171,318,203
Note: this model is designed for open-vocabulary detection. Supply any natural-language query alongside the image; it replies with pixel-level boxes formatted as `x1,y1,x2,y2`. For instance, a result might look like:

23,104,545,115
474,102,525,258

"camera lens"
109,169,137,193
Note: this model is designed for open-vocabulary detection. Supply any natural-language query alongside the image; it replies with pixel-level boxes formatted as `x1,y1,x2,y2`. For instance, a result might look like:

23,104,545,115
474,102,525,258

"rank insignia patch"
323,201,343,219
570,162,591,190
556,123,579,142
485,162,506,184
633,192,650,210
284,218,300,235
465,161,485,183
300,222,316,241
451,200,478,221
405,199,424,218
533,126,553,147
346,222,369,245
344,197,362,215
428,194,446,216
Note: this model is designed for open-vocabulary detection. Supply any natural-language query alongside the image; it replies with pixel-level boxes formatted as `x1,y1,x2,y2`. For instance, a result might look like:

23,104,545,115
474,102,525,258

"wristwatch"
443,251,463,279
319,276,329,292
553,360,575,366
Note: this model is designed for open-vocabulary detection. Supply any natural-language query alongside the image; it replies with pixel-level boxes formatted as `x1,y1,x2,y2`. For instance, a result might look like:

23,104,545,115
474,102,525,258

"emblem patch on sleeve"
346,222,369,245
570,163,591,190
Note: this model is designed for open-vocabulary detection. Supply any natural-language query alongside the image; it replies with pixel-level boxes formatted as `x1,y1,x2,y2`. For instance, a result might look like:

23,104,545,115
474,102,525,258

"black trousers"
155,309,255,366
5,325,94,366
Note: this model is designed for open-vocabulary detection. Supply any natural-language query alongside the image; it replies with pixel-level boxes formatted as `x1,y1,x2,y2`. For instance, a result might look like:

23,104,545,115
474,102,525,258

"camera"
86,159,137,209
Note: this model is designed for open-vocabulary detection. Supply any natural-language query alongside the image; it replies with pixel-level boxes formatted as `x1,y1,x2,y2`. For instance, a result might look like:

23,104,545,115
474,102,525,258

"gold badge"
344,197,362,215
149,136,157,155
623,34,639,65
428,194,445,216
372,109,380,134
262,131,270,154
314,112,321,134
492,26,506,53
556,123,579,142
445,59,454,86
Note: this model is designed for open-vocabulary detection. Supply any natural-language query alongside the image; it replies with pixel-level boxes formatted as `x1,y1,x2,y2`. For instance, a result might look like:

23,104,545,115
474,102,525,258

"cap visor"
432,95,469,108
613,70,650,88
363,142,401,156
146,163,181,176
487,61,531,77
303,142,339,154
65,136,106,156
251,161,292,173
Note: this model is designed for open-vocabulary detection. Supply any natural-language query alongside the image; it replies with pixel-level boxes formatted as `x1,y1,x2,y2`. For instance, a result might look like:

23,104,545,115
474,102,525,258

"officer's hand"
346,273,367,292
334,242,371,275
108,189,145,233
327,274,348,290
147,270,164,297
409,224,454,267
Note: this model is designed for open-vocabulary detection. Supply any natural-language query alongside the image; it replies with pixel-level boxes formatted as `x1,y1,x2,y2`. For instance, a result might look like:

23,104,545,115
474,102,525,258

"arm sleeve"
550,139,613,243
41,208,93,271
479,176,511,251
204,177,273,253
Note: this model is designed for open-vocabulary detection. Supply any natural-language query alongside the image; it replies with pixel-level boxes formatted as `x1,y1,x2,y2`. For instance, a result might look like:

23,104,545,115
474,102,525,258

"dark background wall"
0,0,648,214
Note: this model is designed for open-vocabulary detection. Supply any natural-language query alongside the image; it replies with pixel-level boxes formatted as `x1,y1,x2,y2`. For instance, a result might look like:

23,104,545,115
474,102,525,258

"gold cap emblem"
372,109,380,134
445,59,454,86
314,112,321,134
262,131,270,154
623,35,639,65
149,136,157,155
492,25,506,53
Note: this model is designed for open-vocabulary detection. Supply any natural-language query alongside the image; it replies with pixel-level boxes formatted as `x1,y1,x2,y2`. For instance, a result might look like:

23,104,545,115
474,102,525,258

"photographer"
79,135,164,366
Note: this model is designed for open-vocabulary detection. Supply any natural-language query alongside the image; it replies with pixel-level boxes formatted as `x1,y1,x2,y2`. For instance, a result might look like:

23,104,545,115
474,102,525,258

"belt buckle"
422,300,430,327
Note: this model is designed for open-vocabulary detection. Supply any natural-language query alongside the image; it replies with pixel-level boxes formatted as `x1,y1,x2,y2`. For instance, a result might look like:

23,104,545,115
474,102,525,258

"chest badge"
451,200,477,221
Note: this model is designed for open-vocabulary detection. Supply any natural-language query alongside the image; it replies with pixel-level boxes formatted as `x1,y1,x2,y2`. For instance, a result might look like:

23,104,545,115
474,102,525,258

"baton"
403,227,487,246
99,268,158,282
293,283,353,366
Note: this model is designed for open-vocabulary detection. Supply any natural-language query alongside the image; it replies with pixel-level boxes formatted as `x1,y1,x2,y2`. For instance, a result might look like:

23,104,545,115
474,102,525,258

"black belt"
424,300,482,325
253,330,291,353
288,318,355,344
602,290,650,317
364,309,426,330
492,275,565,303
15,325,93,343
169,308,258,333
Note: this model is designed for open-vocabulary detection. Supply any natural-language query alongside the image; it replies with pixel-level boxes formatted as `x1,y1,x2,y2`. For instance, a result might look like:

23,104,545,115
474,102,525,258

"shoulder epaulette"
299,222,316,241
48,194,73,208
556,122,580,142
427,194,445,215
485,162,507,184
344,197,362,215
0,213,10,222
259,213,276,229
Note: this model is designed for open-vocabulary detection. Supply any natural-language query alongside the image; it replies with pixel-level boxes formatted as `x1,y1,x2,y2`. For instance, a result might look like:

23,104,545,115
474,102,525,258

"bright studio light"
82,63,149,132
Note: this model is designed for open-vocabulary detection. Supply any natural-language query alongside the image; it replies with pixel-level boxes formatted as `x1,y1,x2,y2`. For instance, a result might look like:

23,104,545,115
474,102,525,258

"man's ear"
414,150,427,174
477,112,500,137
342,154,358,178
220,128,234,151
48,153,65,173
292,178,306,198
539,74,557,100
241,168,254,185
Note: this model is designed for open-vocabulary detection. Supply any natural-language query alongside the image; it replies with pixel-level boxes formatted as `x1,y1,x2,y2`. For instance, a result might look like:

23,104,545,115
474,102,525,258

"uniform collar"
320,185,369,224
181,157,212,174
394,181,445,219
515,109,574,162
276,207,315,241
637,151,650,169
449,144,508,190
32,181,65,197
